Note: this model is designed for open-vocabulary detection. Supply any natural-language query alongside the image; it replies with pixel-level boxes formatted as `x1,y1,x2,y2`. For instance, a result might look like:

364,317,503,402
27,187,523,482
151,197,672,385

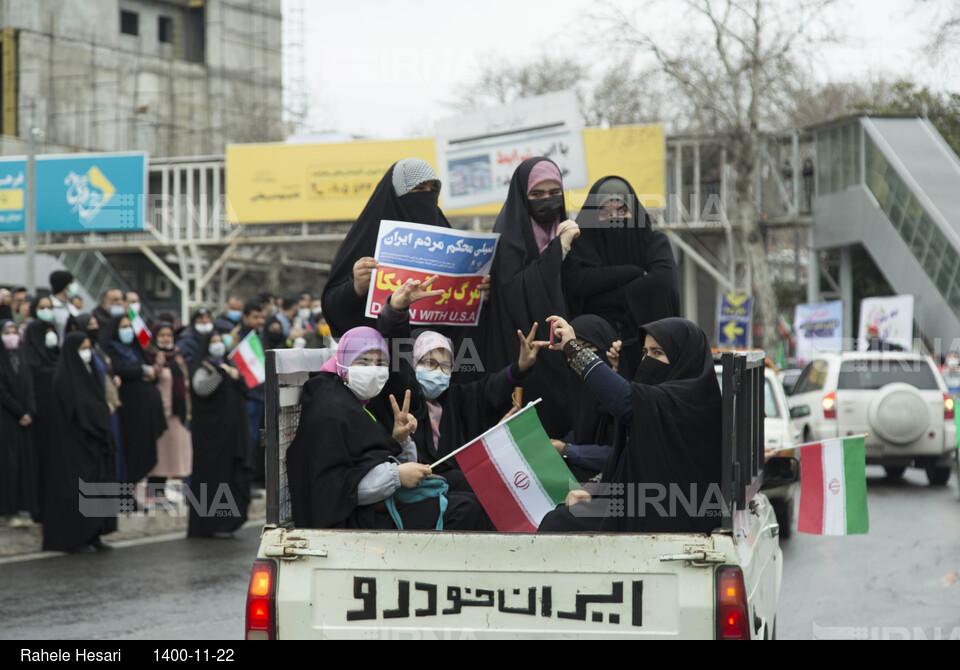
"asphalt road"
777,465,960,640
0,525,263,641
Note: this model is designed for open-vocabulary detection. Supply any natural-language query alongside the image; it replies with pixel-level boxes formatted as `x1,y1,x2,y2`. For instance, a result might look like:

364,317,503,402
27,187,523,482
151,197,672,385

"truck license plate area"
312,571,679,637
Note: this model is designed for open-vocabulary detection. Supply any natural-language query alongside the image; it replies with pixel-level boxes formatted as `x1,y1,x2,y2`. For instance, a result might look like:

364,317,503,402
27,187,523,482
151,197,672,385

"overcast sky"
284,0,953,140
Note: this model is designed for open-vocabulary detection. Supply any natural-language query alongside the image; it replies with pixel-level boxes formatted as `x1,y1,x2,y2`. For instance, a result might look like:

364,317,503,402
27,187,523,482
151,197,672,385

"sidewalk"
0,495,266,557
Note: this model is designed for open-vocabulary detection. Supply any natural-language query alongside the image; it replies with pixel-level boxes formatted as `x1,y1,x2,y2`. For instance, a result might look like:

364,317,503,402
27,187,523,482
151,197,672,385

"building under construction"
1,0,284,156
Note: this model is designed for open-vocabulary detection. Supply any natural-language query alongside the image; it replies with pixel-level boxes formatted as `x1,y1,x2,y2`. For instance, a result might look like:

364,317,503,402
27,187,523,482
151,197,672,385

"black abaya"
103,315,164,484
321,162,453,339
42,332,116,552
21,319,59,522
477,157,572,438
564,176,680,378
539,318,722,534
187,338,251,538
0,320,38,518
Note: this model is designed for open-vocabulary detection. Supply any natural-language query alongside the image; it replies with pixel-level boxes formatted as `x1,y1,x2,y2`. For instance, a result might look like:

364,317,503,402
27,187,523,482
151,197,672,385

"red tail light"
822,392,837,420
246,560,276,640
944,394,954,420
716,566,751,640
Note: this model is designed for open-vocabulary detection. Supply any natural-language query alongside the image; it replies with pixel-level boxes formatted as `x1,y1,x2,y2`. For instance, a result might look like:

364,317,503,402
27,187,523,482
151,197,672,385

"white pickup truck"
245,350,794,640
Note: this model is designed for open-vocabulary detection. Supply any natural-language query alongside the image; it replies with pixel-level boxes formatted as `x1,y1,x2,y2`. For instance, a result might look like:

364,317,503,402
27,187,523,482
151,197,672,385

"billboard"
434,90,588,211
225,125,665,223
794,301,843,365
716,293,753,348
0,152,147,233
225,138,436,224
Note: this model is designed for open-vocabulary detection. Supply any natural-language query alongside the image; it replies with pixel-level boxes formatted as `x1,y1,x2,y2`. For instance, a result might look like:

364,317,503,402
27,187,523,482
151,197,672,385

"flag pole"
428,398,542,470
764,433,868,456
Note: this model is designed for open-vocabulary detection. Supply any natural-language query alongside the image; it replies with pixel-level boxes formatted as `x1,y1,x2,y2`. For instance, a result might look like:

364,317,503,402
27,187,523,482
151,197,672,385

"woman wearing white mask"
187,332,251,538
285,326,486,530
0,320,38,527
103,314,165,494
376,280,544,491
21,316,59,522
43,332,117,552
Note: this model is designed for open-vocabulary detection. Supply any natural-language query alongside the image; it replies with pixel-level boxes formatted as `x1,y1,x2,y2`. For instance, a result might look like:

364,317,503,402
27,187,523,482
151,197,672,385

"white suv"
788,351,956,485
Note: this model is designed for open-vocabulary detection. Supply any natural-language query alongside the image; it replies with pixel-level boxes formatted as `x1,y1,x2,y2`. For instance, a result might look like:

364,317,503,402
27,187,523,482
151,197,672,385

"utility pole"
25,126,42,294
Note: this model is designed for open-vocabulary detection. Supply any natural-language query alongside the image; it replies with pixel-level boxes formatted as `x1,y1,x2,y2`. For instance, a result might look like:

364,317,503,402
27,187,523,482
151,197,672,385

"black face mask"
528,195,565,225
86,328,99,343
400,190,440,226
266,330,285,347
636,356,671,385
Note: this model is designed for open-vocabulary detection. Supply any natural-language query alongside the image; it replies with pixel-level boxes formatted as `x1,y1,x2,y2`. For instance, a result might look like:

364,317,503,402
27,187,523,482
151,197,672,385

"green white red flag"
128,307,152,348
228,331,266,389
438,402,575,532
797,436,869,535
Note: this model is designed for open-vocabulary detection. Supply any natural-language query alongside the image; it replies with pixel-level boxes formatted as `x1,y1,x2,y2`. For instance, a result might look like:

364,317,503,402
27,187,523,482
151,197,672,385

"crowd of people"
1,154,725,545
0,275,333,552
292,156,719,534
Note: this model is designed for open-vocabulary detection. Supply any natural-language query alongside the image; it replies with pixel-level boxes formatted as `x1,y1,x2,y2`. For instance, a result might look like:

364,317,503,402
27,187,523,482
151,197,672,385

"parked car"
788,352,956,485
780,368,803,396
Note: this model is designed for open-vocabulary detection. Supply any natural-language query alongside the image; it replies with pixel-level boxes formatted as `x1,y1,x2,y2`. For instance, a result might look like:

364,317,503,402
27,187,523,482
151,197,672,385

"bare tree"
451,53,665,128
595,0,836,353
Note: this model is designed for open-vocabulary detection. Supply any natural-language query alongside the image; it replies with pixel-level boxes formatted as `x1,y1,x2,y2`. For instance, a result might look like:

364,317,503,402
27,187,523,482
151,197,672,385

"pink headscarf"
526,160,563,253
320,326,389,380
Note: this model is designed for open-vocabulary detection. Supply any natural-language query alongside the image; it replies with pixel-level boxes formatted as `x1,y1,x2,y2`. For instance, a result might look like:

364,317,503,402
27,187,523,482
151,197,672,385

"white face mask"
45,331,59,349
293,337,307,349
343,365,389,400
195,322,214,335
209,342,226,359
78,348,93,365
129,302,141,315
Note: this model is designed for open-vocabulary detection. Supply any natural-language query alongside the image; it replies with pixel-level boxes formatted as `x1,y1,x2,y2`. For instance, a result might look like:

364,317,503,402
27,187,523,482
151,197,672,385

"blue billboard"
0,152,147,233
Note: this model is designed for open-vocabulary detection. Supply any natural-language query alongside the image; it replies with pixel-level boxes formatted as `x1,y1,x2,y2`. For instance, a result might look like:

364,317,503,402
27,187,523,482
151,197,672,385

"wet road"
0,525,262,641
777,465,960,640
1,465,958,641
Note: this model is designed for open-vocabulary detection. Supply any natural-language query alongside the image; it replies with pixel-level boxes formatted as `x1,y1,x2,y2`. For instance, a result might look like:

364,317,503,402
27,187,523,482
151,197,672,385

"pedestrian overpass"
811,116,960,349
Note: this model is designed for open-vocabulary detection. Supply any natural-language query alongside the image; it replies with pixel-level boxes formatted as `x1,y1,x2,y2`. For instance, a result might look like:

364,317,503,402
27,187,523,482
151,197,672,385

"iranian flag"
440,402,575,532
797,436,869,535
128,307,152,348
228,331,265,389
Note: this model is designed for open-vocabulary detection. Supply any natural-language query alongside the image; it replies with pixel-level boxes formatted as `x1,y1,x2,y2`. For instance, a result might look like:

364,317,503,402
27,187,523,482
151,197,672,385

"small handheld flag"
434,400,576,532
228,331,266,389
128,307,152,348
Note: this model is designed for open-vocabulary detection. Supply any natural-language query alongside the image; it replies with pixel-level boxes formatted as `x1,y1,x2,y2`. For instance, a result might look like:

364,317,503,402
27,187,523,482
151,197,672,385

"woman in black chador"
43,332,117,552
563,176,680,379
477,157,581,438
0,320,38,524
187,331,251,538
321,158,454,338
538,317,722,534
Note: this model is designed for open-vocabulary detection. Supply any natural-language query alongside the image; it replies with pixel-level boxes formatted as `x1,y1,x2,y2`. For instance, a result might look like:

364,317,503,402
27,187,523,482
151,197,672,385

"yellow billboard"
226,138,437,224
226,126,665,223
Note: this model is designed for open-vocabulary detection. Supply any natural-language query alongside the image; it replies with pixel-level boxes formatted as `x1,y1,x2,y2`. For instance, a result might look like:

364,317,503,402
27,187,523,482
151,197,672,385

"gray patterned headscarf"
392,158,440,196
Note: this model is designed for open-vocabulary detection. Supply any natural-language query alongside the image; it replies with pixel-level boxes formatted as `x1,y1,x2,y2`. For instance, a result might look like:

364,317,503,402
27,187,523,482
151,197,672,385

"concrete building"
0,0,283,157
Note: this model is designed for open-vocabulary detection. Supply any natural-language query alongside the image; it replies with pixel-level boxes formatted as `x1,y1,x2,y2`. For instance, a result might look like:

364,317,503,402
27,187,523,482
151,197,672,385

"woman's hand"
543,315,576,352
497,405,520,425
565,489,592,507
220,363,240,382
390,390,418,443
353,257,379,297
398,462,432,488
550,439,566,455
558,219,580,247
607,339,622,373
390,276,444,311
478,275,491,302
19,414,32,427
516,322,547,373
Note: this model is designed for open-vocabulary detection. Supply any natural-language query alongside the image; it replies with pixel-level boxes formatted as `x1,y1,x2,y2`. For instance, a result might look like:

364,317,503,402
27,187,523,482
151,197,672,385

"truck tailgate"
263,528,723,639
